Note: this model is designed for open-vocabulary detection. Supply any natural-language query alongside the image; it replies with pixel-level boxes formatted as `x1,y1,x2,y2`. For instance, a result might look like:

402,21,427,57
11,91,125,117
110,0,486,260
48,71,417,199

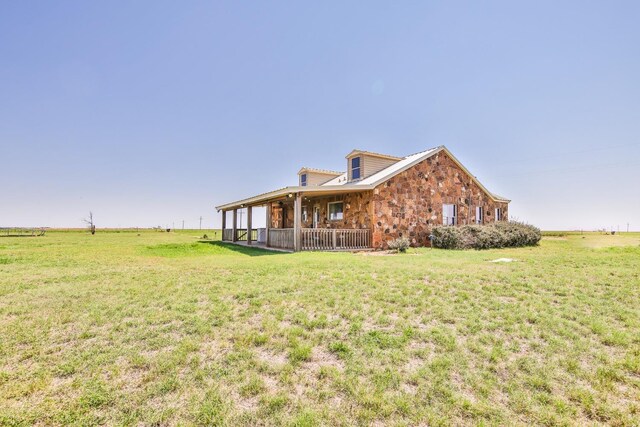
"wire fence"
0,227,46,237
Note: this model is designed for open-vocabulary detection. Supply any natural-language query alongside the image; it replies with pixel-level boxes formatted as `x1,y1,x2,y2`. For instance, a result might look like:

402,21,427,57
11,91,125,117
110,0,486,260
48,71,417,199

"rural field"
1,230,639,426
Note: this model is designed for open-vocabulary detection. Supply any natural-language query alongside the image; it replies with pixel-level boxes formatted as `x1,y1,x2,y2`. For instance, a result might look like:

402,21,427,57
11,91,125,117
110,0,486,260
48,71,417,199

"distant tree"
83,211,96,235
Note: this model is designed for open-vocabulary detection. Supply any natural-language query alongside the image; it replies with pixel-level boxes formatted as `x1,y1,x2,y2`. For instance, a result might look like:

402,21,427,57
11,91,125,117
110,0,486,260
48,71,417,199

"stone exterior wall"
269,192,373,230
371,151,509,249
267,151,509,250
302,192,373,229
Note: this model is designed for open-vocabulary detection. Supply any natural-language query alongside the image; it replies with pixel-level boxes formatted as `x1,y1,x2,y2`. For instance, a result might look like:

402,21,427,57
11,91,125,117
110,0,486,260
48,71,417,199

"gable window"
351,157,361,180
495,208,503,222
328,201,344,221
300,174,307,186
475,206,483,224
443,204,457,226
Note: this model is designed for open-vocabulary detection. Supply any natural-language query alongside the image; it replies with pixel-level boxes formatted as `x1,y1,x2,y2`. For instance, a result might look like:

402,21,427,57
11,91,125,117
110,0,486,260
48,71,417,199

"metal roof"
215,145,510,211
344,149,402,161
297,167,344,176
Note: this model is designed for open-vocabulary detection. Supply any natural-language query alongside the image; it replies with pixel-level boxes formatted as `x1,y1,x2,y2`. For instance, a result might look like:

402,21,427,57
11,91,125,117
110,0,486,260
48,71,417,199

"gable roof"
339,147,440,187
321,146,510,202
215,145,509,211
297,167,343,176
345,149,402,161
321,172,348,186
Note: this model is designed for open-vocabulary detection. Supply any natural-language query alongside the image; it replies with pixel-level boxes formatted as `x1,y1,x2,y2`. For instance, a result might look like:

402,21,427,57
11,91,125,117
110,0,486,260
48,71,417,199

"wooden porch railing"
235,229,258,241
224,227,371,251
268,228,294,250
301,228,370,251
222,229,258,242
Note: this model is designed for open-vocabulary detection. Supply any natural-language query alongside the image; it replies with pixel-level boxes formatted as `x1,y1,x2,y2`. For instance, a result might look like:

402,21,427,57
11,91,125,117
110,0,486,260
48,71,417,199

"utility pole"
199,216,203,230
182,220,184,230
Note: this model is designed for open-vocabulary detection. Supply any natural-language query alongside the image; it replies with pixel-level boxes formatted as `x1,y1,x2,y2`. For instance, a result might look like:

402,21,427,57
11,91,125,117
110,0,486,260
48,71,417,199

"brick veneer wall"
371,151,509,249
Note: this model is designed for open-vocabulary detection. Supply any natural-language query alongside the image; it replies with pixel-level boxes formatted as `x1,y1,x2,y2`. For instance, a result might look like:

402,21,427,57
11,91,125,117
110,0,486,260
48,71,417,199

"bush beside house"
388,237,411,253
431,222,541,249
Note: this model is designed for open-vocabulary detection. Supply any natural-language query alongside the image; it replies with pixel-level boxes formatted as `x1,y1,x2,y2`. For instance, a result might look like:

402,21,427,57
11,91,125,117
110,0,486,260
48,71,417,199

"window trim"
351,157,361,180
475,206,483,224
495,208,502,222
328,201,344,221
442,203,457,226
300,173,307,186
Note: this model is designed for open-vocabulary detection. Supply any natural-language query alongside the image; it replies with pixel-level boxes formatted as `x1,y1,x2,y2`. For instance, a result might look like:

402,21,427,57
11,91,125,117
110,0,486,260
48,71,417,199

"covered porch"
216,188,373,252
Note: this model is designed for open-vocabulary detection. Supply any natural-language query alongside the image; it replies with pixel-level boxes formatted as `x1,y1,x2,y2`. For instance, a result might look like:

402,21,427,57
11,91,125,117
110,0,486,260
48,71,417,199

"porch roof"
215,185,370,211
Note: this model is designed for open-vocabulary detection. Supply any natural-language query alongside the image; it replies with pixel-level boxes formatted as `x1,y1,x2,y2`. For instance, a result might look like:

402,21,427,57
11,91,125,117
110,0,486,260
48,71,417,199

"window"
443,204,457,226
300,174,307,186
328,201,344,221
302,206,308,222
351,157,361,180
495,208,502,222
475,206,483,224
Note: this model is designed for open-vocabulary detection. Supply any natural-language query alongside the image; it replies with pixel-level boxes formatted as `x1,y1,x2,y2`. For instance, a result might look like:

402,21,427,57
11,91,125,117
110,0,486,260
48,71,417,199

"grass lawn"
1,230,639,426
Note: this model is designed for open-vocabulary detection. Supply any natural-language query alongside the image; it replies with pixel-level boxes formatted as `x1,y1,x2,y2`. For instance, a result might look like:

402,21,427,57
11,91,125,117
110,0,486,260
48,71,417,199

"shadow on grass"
197,240,288,257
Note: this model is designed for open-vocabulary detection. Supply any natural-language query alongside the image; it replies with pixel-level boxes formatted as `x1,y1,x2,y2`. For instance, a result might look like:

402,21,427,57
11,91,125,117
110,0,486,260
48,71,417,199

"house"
215,146,510,251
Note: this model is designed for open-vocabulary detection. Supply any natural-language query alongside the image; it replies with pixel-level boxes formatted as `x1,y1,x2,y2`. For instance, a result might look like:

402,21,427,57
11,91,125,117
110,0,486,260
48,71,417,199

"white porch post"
221,210,226,241
246,206,253,245
265,202,271,247
232,209,238,242
294,193,302,252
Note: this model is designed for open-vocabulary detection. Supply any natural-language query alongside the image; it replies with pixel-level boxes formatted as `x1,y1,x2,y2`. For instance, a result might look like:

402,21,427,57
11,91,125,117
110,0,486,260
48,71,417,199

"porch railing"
235,228,258,242
225,227,371,251
301,228,370,251
268,228,294,250
222,229,258,242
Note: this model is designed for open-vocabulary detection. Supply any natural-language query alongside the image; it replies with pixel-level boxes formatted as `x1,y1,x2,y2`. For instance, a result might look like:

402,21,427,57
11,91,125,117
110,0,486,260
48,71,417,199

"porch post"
265,202,271,247
221,210,226,241
246,206,253,245
294,193,302,252
232,209,238,242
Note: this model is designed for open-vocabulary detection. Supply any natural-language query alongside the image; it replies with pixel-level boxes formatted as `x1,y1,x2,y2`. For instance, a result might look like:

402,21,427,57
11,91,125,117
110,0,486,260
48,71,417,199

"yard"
1,230,639,426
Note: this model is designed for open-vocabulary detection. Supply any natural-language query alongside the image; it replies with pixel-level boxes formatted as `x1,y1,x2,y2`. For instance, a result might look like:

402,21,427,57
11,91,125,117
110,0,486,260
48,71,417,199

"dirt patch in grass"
357,250,397,256
305,347,344,373
256,348,288,368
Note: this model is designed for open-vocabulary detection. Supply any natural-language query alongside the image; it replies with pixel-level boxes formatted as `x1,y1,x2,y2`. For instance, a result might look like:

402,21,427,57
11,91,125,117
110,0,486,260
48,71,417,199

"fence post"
332,229,337,249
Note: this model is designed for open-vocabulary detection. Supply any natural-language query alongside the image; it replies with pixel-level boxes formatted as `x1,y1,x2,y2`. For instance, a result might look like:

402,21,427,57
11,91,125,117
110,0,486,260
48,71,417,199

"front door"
273,207,283,229
313,206,320,228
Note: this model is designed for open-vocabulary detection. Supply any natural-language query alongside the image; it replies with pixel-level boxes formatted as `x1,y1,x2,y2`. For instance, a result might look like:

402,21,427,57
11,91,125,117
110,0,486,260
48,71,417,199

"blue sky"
1,1,639,230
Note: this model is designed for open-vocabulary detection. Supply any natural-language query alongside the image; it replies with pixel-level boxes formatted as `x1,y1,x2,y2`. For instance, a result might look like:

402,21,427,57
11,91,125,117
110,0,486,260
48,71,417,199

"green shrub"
431,221,541,250
388,237,411,252
430,227,460,249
